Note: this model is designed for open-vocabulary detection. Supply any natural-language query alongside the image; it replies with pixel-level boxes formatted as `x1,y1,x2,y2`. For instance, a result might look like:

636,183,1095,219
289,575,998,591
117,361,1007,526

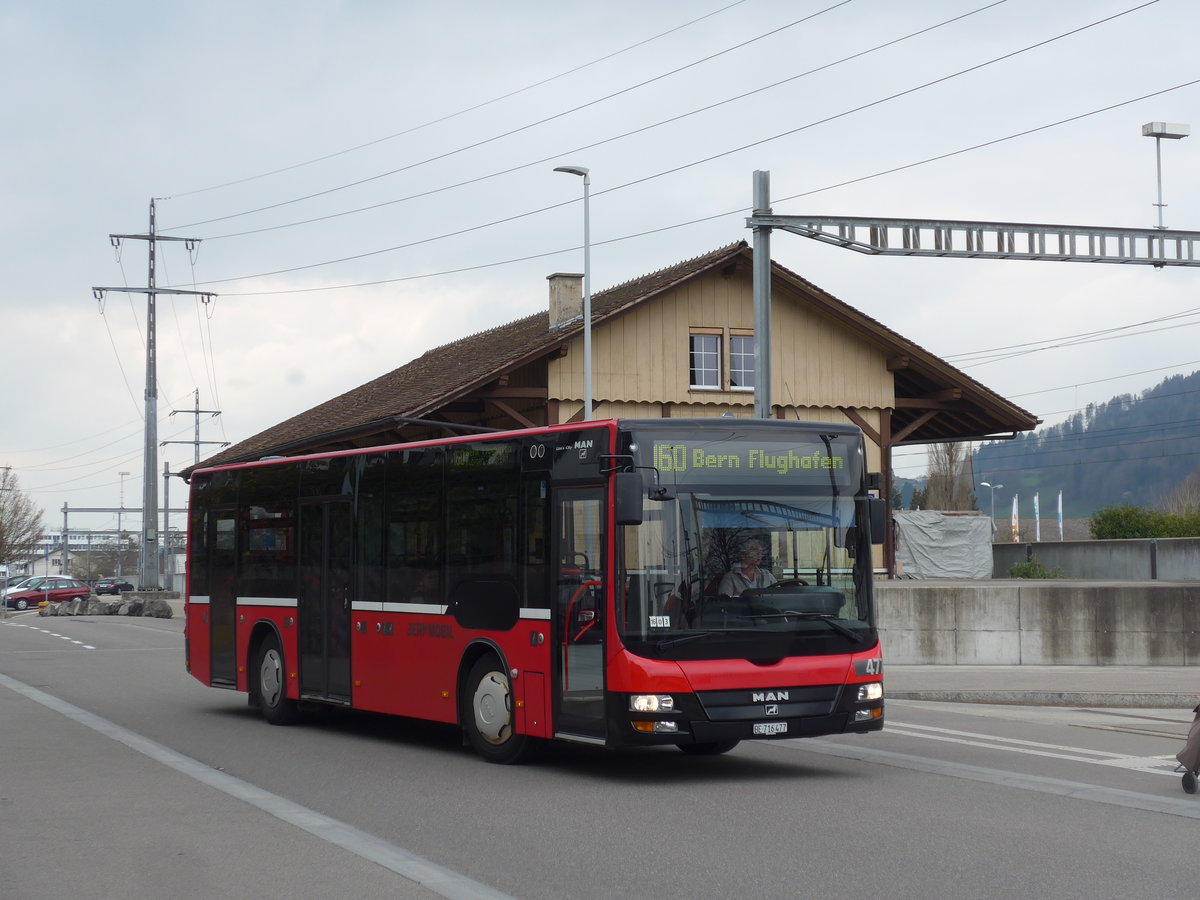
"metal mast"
93,199,214,588
165,388,226,466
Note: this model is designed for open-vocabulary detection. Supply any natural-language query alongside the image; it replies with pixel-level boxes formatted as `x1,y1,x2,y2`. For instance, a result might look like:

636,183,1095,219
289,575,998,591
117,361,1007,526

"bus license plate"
753,722,788,736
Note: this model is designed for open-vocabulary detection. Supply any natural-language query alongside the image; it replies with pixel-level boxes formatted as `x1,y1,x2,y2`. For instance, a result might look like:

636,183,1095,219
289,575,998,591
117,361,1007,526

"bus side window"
445,441,521,627
384,449,444,605
523,477,549,612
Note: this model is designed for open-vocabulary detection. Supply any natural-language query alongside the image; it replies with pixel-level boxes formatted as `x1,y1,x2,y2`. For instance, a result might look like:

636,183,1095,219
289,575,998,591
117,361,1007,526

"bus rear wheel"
677,739,740,756
462,655,538,764
255,634,300,725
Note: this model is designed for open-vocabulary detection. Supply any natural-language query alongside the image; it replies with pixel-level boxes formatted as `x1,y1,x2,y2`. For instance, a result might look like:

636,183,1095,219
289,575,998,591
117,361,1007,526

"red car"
5,577,91,610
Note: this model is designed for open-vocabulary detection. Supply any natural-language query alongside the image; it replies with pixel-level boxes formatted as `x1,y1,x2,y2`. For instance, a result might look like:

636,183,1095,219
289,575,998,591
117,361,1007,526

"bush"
1089,505,1200,539
1008,555,1064,579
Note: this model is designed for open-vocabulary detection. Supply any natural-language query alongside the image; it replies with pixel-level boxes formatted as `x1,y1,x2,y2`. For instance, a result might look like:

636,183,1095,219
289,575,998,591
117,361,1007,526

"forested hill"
972,370,1200,518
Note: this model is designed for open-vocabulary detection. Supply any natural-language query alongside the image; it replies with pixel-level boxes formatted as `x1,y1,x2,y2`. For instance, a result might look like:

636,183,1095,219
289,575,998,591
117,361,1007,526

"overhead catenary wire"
191,0,1010,243
161,0,854,232
160,0,751,201
181,75,1200,297
173,0,1173,291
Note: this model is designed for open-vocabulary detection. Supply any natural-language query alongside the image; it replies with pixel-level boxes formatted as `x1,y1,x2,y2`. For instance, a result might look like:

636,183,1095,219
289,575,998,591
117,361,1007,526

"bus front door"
208,508,238,687
554,488,607,741
298,499,352,702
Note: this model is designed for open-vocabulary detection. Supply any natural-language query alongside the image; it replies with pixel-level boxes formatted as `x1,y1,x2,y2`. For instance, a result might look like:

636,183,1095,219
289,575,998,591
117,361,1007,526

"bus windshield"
618,428,876,661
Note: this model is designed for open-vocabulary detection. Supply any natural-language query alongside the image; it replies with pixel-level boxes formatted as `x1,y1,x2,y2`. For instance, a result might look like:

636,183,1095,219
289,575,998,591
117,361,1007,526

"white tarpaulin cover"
893,510,993,579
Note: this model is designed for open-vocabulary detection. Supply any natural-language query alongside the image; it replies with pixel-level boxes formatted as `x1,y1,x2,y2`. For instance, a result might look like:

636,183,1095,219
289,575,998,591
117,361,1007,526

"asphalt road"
1,611,1196,899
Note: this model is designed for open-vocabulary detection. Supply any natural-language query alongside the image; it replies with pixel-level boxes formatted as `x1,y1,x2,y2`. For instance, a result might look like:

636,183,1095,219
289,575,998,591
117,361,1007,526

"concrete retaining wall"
877,580,1200,665
992,537,1200,580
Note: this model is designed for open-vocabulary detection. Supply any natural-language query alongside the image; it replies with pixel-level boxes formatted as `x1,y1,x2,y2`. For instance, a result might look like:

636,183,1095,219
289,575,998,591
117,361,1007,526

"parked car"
1,578,36,600
5,577,91,610
3,578,51,600
94,578,135,596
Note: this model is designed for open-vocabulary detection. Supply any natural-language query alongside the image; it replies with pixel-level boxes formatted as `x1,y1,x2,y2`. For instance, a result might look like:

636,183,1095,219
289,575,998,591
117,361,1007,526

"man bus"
185,418,885,763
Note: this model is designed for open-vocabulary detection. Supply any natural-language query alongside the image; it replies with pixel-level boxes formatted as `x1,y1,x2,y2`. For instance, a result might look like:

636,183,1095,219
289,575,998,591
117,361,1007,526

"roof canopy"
184,242,1036,477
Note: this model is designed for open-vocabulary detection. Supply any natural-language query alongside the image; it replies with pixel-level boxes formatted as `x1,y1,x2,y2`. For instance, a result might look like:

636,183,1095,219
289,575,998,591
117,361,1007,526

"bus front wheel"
255,634,301,726
462,655,538,764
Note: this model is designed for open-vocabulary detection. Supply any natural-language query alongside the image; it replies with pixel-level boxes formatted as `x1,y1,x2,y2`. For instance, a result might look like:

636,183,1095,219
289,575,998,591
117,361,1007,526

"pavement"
92,600,1200,710
887,664,1200,709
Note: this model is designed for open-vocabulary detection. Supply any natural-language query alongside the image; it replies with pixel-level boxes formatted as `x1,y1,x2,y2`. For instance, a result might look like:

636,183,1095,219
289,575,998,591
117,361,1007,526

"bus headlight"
856,682,883,702
629,694,674,713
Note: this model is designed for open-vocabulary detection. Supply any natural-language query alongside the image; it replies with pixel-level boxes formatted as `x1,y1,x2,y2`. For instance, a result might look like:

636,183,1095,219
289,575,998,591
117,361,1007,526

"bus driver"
718,539,777,597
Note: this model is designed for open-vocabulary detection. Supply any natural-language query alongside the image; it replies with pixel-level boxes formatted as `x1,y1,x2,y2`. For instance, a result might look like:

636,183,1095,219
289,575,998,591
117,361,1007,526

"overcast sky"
4,0,1199,536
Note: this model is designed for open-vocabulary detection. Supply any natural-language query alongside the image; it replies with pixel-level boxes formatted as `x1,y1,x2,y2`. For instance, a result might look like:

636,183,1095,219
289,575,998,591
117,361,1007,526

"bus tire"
462,655,538,764
677,739,740,756
255,633,301,726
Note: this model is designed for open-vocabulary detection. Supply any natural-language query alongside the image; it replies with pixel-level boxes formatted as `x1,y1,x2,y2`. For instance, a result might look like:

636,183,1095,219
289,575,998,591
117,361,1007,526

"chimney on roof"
547,272,583,329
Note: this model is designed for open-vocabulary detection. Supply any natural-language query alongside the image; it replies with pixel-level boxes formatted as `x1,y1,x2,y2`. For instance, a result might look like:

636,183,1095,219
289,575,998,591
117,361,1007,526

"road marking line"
1,622,95,650
885,724,1180,775
893,721,1139,757
789,737,1200,818
0,671,517,900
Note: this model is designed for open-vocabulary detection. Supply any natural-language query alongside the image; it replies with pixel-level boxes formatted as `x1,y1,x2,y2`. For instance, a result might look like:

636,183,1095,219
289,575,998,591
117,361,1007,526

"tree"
70,537,140,582
1160,469,1200,515
923,442,976,510
0,469,43,574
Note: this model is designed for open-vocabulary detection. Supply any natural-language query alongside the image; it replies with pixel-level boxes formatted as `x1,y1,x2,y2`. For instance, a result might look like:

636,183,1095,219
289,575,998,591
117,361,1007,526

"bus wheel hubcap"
473,671,511,745
260,650,283,706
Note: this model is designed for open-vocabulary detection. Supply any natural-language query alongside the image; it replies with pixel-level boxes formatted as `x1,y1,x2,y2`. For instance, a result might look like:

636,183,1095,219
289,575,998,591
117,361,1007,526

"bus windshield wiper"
655,631,718,650
794,613,864,642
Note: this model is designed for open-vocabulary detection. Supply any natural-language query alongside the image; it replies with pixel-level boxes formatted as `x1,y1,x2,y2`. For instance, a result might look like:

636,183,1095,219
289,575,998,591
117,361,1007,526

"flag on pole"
1057,490,1064,541
1011,493,1019,542
1033,493,1041,542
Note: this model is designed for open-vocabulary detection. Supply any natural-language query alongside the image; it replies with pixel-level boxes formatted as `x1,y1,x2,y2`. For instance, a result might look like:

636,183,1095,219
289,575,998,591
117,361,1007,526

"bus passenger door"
208,508,238,687
553,487,606,740
298,499,352,701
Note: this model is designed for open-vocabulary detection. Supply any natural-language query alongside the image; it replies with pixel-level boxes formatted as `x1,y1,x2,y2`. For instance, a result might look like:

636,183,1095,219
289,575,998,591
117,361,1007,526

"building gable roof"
186,241,1036,474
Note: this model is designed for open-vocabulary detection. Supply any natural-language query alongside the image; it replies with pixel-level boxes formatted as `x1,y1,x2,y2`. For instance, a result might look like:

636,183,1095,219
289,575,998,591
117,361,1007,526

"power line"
177,1,1176,291
162,1,851,231
1008,358,1200,399
193,0,1008,243
947,307,1200,364
188,74,1200,297
160,0,750,200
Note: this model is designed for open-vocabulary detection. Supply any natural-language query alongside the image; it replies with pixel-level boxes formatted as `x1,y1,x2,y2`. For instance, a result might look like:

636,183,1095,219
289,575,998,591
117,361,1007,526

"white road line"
895,721,1141,757
885,723,1180,775
0,671,517,900
2,621,96,650
787,737,1200,818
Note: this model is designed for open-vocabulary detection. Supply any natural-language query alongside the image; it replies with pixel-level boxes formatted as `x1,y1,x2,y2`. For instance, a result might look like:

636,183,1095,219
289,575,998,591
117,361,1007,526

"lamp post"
0,466,11,620
553,165,592,420
1142,122,1190,230
980,481,1003,539
117,471,130,577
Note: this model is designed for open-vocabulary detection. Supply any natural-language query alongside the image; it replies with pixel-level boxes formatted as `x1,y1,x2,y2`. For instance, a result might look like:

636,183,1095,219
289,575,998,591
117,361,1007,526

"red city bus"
184,418,885,763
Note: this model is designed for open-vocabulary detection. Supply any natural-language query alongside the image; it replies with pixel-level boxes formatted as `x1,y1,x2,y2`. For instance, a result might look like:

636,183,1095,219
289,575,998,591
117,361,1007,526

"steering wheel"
768,578,808,588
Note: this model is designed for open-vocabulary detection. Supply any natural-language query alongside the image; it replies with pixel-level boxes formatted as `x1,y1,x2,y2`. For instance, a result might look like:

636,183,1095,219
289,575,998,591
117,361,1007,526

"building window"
689,333,721,389
730,334,755,391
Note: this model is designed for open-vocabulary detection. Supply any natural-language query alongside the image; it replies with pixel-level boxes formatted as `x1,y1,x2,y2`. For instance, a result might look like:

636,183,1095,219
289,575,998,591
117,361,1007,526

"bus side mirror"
614,472,644,526
868,497,887,544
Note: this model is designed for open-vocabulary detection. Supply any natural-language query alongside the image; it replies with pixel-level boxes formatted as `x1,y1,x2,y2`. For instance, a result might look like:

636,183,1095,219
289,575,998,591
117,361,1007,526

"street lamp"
1142,122,1190,230
553,165,592,420
980,482,1003,538
0,466,11,620
118,471,130,577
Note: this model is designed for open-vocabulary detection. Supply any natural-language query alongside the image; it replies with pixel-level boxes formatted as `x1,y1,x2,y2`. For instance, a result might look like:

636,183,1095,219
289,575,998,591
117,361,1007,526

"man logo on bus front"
765,704,779,716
